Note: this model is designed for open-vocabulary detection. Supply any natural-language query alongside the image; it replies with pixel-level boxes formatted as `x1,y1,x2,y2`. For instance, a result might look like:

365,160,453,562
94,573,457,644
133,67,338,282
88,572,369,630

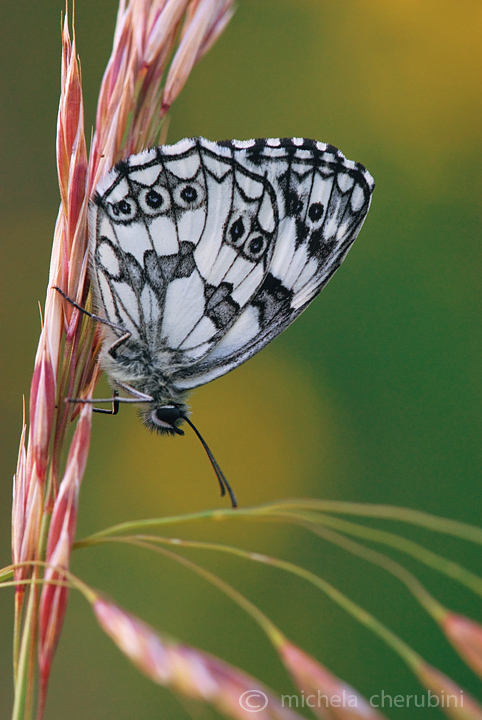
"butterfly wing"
90,139,279,366
90,137,374,389
170,138,375,390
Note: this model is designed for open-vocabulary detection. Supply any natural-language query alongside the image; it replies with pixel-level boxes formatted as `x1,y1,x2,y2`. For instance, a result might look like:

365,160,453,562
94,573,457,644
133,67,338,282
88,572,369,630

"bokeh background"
0,1,481,718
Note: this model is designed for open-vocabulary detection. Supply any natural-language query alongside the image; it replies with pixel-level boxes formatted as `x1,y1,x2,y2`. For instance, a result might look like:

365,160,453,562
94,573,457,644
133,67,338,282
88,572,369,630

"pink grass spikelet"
144,0,191,66
185,0,235,59
161,0,233,113
18,478,43,571
442,614,482,681
29,349,56,482
38,402,93,695
12,425,27,563
279,641,388,720
416,662,482,720
94,597,304,720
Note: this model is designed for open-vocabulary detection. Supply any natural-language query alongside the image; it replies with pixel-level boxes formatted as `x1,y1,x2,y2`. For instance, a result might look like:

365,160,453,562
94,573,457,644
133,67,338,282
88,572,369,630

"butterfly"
58,137,374,507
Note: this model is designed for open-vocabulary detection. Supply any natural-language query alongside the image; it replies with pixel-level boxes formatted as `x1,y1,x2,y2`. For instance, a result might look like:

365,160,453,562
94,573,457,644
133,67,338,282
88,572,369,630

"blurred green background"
0,1,481,718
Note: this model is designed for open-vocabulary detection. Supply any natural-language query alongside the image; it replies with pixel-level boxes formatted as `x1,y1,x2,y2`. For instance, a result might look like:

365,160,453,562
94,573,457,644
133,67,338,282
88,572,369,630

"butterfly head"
142,404,188,436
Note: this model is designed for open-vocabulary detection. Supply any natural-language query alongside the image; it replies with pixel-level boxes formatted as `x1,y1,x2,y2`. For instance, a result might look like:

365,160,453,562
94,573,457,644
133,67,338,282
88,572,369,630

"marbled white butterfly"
58,137,374,507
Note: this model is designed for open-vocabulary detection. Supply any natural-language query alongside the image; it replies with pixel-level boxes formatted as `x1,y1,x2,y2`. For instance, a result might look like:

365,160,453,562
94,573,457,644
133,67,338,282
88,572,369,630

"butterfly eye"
243,233,268,261
138,186,171,215
228,217,246,247
107,196,137,221
151,405,185,435
173,181,204,209
308,202,324,223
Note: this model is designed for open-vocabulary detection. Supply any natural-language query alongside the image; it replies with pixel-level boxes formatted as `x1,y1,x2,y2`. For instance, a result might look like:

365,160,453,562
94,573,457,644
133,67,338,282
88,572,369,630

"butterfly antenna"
183,416,237,509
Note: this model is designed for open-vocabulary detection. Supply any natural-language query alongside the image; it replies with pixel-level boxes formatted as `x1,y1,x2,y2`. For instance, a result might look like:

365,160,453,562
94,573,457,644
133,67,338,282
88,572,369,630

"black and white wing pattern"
90,137,374,392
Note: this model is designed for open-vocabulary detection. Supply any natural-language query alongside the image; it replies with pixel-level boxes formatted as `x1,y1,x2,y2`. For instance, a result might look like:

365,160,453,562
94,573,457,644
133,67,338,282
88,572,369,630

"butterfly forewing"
90,137,374,392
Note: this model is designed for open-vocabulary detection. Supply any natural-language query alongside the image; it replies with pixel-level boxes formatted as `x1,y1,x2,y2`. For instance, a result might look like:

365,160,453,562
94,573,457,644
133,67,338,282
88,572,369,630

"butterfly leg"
53,285,133,358
66,384,153,413
66,393,152,410
92,392,120,415
76,387,151,413
114,381,154,402
54,287,153,410
106,333,133,360
53,286,130,338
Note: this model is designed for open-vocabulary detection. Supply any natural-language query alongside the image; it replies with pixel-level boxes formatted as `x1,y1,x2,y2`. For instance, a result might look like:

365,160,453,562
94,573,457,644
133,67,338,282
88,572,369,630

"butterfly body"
89,137,374,434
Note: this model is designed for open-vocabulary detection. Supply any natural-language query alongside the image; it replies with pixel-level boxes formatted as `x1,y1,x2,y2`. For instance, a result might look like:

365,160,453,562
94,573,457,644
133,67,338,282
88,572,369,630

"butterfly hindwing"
169,138,374,389
90,137,374,388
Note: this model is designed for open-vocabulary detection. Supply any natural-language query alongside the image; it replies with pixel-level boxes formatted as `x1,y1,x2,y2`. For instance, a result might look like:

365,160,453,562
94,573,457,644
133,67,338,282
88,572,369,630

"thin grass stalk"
80,530,482,717
112,535,391,720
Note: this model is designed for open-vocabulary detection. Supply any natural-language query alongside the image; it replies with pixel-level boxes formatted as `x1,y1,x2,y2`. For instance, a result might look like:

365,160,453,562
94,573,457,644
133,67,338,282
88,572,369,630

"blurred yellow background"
0,1,481,718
